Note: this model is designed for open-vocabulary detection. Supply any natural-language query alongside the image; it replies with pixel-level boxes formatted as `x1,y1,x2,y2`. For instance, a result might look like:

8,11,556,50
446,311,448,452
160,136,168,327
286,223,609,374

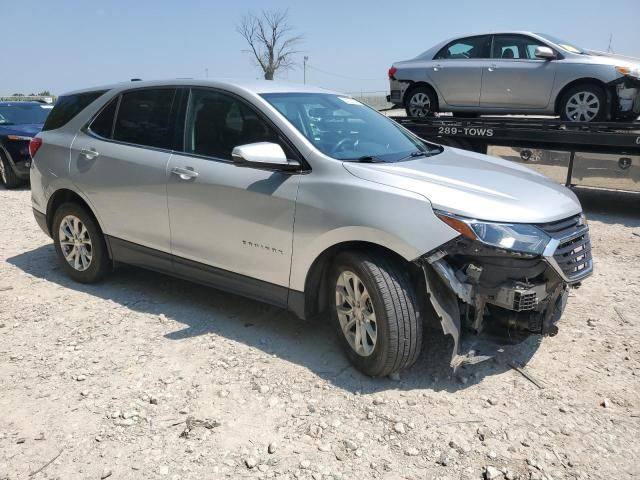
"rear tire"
330,251,422,377
559,84,606,122
0,151,23,189
405,86,438,118
52,203,110,283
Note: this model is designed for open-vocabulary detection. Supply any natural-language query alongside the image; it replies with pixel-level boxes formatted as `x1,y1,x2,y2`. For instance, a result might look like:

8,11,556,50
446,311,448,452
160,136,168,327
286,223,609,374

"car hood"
342,147,582,224
0,123,42,138
581,51,640,70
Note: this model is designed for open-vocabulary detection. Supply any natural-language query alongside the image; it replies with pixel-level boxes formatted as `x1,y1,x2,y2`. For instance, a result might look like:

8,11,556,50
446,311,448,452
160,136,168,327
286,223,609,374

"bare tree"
237,9,303,80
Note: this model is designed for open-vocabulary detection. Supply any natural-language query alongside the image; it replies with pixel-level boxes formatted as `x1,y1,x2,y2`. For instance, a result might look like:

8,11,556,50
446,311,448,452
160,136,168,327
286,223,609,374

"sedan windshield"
536,34,586,54
260,93,441,162
0,103,53,125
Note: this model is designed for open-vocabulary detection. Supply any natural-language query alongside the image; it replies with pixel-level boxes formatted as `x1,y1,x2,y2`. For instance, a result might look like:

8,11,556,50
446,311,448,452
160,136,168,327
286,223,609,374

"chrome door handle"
487,65,497,72
171,166,199,180
433,64,442,71
80,148,99,159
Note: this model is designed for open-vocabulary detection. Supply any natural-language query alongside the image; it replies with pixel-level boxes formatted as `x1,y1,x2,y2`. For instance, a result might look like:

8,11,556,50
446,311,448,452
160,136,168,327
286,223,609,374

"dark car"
0,101,53,188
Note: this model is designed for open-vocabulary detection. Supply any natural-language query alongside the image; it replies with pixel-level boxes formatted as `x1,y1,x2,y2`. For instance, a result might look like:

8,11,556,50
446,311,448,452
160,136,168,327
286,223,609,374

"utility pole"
303,56,309,84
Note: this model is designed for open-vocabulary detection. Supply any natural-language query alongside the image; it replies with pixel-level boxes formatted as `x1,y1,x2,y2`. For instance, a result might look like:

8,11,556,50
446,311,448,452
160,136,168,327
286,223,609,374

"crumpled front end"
610,75,640,119
419,213,593,367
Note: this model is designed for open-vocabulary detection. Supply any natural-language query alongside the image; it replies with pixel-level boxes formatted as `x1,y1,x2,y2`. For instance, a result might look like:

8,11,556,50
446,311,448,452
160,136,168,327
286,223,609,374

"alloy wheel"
565,91,600,122
408,92,431,117
335,270,377,357
58,215,93,271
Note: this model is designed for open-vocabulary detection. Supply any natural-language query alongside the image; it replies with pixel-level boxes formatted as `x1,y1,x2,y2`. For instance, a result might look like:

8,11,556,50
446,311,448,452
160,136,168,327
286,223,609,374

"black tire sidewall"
0,152,22,189
405,87,437,118
560,84,606,122
52,203,109,283
330,253,403,377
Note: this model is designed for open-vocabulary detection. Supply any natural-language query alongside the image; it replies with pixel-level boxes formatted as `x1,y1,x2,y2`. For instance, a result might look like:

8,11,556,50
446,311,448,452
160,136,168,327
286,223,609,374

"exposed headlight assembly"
435,211,550,255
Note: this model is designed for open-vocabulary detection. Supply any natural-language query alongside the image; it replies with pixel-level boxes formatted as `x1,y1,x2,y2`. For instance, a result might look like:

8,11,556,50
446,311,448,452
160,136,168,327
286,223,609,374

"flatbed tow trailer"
391,116,640,192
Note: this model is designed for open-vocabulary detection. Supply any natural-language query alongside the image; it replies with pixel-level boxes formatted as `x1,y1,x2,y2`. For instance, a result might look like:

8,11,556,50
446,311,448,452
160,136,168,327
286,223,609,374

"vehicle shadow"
7,244,539,394
573,187,640,227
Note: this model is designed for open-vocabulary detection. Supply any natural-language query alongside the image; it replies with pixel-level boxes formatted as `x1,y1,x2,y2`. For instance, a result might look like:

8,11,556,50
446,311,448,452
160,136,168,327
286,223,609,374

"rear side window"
113,88,177,149
42,90,107,131
434,35,491,59
89,98,118,138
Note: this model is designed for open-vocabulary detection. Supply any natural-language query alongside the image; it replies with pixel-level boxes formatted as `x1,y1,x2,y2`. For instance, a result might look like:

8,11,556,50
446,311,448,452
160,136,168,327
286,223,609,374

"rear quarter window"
42,90,107,131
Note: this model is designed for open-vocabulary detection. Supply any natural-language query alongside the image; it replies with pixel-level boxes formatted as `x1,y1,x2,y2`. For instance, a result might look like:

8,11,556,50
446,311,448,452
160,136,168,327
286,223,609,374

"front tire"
0,151,23,189
559,84,606,122
405,86,438,118
330,251,422,377
52,203,110,283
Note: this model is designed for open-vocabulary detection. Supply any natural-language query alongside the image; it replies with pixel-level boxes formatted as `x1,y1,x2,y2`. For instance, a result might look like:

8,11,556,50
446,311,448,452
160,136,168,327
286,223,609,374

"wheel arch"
46,188,105,242
294,240,422,321
554,78,608,115
403,81,440,109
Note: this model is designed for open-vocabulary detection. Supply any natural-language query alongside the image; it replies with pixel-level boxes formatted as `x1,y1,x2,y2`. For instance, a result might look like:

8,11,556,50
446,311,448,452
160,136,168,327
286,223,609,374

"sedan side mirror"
534,46,556,60
231,142,301,172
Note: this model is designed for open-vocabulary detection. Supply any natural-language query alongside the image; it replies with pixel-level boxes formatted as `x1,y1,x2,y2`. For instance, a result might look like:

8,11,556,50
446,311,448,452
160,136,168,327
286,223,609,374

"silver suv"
30,80,592,376
389,32,640,122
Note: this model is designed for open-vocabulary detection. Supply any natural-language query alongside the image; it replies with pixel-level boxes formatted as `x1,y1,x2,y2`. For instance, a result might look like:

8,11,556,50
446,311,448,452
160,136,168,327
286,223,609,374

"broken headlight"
435,211,550,255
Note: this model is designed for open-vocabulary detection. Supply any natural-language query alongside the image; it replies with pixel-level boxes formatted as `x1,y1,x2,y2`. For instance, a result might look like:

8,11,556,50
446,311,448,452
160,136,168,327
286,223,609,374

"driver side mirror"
534,46,556,60
231,142,301,172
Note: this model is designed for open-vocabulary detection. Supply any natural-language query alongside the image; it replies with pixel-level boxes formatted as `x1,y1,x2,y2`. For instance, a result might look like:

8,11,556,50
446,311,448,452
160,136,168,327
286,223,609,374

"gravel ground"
1,185,639,480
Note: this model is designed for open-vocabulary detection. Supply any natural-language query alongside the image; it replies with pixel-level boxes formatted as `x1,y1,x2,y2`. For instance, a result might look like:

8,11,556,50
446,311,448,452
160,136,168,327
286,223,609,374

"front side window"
492,35,548,60
435,35,491,59
261,93,441,162
113,88,177,149
184,89,280,160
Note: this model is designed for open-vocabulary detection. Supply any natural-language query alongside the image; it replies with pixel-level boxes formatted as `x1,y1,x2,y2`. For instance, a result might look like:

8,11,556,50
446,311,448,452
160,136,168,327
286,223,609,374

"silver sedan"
388,32,640,122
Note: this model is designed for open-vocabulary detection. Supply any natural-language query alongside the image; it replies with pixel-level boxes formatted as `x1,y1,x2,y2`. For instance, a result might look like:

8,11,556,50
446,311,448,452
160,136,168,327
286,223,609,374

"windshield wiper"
348,155,385,163
398,148,442,162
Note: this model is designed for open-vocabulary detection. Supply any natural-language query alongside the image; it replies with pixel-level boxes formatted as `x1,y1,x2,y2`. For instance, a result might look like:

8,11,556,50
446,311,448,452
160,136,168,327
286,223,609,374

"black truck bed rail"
390,116,640,155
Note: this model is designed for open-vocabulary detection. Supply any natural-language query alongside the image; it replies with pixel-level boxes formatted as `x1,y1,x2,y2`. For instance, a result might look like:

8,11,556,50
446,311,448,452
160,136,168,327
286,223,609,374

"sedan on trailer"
388,32,640,122
0,101,53,188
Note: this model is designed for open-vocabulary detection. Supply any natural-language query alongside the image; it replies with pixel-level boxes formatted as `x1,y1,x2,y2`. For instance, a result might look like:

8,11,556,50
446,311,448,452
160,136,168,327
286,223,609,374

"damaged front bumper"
610,76,640,119
418,216,593,368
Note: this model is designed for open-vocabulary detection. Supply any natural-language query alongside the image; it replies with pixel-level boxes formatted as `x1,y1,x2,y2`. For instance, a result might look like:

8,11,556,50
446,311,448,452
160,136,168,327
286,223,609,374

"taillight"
29,137,43,159
388,66,397,79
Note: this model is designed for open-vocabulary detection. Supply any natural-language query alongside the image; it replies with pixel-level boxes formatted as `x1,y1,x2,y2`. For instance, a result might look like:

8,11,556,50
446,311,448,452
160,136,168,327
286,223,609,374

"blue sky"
3,0,639,95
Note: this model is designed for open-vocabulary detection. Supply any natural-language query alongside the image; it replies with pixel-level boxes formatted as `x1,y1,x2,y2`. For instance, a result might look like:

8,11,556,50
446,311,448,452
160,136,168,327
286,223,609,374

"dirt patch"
1,186,639,479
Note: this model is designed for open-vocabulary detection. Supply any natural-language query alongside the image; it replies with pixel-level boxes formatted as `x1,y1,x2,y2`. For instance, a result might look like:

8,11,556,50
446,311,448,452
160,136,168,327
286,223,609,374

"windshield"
536,34,586,54
260,93,441,162
0,103,53,126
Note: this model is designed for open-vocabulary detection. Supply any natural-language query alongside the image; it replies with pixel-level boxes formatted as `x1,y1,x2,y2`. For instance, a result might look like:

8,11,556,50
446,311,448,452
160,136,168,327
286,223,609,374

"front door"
166,88,300,303
480,34,557,109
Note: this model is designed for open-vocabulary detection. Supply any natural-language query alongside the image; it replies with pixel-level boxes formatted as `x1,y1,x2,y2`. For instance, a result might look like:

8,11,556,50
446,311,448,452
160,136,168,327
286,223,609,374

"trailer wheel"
559,84,606,122
405,86,438,118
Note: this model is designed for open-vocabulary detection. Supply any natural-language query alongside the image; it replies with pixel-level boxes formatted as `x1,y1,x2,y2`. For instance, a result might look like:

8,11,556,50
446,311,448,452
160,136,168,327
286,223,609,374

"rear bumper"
33,208,50,238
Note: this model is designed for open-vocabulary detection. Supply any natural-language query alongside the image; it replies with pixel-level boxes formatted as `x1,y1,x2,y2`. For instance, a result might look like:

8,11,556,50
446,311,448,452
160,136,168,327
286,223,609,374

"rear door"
69,88,179,254
429,35,491,107
480,34,557,109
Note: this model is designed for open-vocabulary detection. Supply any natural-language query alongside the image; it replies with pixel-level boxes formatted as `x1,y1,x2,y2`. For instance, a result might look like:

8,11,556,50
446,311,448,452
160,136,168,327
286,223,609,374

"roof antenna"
607,34,614,54
130,78,142,82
